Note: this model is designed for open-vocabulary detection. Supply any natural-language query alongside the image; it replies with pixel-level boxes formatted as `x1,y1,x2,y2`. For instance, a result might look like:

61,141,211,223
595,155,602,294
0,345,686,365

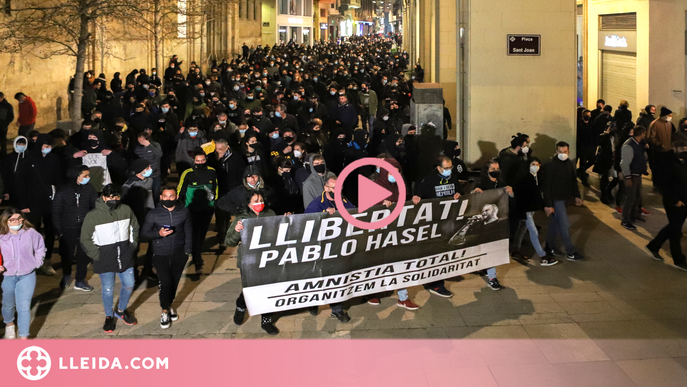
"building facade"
262,0,315,45
402,0,577,164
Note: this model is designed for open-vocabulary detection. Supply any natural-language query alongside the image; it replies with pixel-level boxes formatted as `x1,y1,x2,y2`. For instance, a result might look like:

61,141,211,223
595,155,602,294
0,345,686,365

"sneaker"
103,316,116,333
544,245,564,256
331,311,351,323
488,278,503,290
645,245,663,261
567,252,585,261
540,256,559,266
194,262,204,275
621,221,637,230
233,307,246,325
367,297,381,305
60,275,71,290
160,312,171,329
633,217,646,223
39,264,56,276
674,263,687,272
511,251,531,263
261,316,279,335
74,280,94,292
169,307,178,321
4,324,16,339
641,208,651,215
615,206,623,214
396,299,420,310
114,309,137,326
429,286,453,298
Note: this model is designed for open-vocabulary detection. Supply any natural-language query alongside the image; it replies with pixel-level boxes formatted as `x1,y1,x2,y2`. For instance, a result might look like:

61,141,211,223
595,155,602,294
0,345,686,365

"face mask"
666,116,673,122
162,107,169,113
239,129,247,134
489,170,500,178
194,163,207,170
383,116,389,121
313,78,318,82
283,136,293,143
234,86,239,91
440,169,451,177
256,87,262,91
530,165,540,174
143,84,149,90
677,151,687,160
557,153,569,161
275,112,282,118
142,169,153,178
251,202,265,213
330,91,336,96
219,120,227,125
16,145,27,153
229,104,235,109
161,199,176,208
382,80,387,85
247,96,254,100
293,150,302,158
106,199,121,210
89,139,99,148
80,177,90,185
9,225,22,231
41,147,52,155
388,175,396,183
293,96,299,101
199,93,205,97
313,164,326,174
205,81,211,85
189,131,198,138
521,146,530,154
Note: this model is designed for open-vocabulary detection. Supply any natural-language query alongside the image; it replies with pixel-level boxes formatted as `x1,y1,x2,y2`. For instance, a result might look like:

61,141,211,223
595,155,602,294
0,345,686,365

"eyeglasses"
8,217,24,224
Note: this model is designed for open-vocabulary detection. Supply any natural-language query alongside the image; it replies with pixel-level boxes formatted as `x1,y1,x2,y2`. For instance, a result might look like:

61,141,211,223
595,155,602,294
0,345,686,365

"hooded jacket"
141,202,192,255
177,164,218,212
217,166,275,216
2,137,29,203
0,98,14,128
175,130,207,166
0,228,45,277
225,207,277,267
80,198,139,274
302,157,336,208
52,166,98,234
17,134,62,207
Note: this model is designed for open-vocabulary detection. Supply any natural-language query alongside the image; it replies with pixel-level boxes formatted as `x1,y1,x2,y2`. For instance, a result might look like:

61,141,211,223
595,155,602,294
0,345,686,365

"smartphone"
163,225,175,232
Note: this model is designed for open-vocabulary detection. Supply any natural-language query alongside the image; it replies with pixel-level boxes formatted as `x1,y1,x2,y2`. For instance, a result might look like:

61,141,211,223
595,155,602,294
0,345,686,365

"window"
240,0,247,18
303,27,311,45
320,9,326,18
248,0,255,20
289,0,302,16
279,0,288,15
304,0,312,17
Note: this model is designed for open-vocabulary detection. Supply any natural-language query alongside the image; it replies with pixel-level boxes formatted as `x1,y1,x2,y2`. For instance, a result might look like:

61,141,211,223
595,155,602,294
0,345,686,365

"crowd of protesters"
0,34,683,338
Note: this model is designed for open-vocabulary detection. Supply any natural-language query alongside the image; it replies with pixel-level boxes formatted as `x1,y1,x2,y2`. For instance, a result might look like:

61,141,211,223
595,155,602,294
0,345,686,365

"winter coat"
141,203,192,255
225,208,277,267
52,177,98,234
80,198,139,274
175,130,207,167
0,228,45,277
302,155,336,208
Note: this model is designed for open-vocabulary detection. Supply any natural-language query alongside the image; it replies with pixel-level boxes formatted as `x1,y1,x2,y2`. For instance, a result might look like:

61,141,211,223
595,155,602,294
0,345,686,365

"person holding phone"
0,208,46,339
141,186,192,329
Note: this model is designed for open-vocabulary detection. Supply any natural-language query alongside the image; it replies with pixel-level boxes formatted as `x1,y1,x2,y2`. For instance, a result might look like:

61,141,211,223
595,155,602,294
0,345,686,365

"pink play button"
357,175,392,213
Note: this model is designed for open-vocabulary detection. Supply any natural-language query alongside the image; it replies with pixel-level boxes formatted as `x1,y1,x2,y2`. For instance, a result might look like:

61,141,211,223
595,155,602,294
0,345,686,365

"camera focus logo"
17,346,51,381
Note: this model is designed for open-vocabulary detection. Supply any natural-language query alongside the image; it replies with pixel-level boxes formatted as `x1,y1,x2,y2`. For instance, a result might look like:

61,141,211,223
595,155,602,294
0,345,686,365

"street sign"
507,35,541,56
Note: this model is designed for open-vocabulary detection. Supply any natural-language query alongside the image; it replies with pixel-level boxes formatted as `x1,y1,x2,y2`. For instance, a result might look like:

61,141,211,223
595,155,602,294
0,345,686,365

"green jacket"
80,198,139,274
225,208,277,267
358,89,378,116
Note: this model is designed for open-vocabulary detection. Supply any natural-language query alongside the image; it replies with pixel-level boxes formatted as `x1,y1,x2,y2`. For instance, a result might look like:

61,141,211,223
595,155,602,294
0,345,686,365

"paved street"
6,175,687,385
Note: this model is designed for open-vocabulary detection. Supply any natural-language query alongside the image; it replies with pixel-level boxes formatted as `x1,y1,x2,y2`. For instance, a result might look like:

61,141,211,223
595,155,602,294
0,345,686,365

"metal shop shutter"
601,51,637,114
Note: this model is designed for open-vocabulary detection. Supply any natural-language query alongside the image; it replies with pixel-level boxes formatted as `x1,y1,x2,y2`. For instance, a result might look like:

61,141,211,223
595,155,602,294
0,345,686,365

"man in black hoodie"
53,165,97,290
636,104,656,130
0,92,14,158
208,138,246,248
19,134,63,276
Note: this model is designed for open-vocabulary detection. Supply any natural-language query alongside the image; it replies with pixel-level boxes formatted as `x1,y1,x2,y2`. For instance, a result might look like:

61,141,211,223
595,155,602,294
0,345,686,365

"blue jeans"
2,271,36,338
518,212,548,257
99,267,135,317
546,200,576,255
398,288,408,302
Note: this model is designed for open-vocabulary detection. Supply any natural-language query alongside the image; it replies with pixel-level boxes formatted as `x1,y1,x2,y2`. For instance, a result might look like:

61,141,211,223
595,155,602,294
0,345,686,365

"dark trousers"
576,148,596,180
59,228,90,281
622,176,642,223
215,207,230,246
0,125,7,158
18,124,35,138
153,252,188,310
191,210,213,266
648,200,687,265
25,204,55,261
360,111,370,132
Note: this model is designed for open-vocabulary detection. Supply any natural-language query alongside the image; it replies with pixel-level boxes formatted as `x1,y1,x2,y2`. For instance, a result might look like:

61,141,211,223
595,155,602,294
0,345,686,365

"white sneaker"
4,325,16,339
169,308,178,321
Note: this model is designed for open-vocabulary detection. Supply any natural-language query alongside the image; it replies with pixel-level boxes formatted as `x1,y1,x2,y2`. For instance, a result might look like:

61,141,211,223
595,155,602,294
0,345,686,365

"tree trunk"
153,0,161,72
70,14,91,126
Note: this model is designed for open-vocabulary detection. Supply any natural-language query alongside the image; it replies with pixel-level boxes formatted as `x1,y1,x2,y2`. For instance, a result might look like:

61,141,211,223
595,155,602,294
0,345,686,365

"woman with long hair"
0,208,45,339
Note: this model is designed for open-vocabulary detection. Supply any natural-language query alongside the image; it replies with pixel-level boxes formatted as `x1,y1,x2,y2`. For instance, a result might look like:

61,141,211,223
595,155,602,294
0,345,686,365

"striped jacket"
80,198,139,274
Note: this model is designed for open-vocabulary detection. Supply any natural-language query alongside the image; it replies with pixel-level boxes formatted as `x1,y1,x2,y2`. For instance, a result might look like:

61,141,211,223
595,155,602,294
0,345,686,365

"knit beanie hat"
660,107,672,117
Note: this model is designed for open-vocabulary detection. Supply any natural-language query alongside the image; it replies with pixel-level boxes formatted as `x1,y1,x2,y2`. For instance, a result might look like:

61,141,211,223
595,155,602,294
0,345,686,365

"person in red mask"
225,191,280,335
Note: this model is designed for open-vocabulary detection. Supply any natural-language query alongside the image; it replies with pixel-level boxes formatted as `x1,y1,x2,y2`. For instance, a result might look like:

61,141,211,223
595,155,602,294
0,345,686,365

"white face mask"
530,165,540,174
666,116,673,122
557,153,568,161
293,150,302,158
521,146,529,154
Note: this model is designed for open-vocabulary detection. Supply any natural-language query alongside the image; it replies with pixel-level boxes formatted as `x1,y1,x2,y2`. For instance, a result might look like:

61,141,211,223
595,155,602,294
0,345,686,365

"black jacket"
18,135,63,207
208,150,247,197
52,178,98,234
416,170,464,199
514,172,545,212
141,203,192,255
657,152,687,207
0,99,14,128
541,157,580,207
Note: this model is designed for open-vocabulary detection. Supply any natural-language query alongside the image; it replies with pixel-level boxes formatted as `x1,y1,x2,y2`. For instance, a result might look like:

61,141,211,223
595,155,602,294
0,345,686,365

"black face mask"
328,191,335,200
283,136,294,143
161,199,176,208
89,139,99,148
489,170,501,178
337,138,346,144
106,199,120,210
194,163,207,170
454,149,462,157
678,151,687,160
313,164,326,174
